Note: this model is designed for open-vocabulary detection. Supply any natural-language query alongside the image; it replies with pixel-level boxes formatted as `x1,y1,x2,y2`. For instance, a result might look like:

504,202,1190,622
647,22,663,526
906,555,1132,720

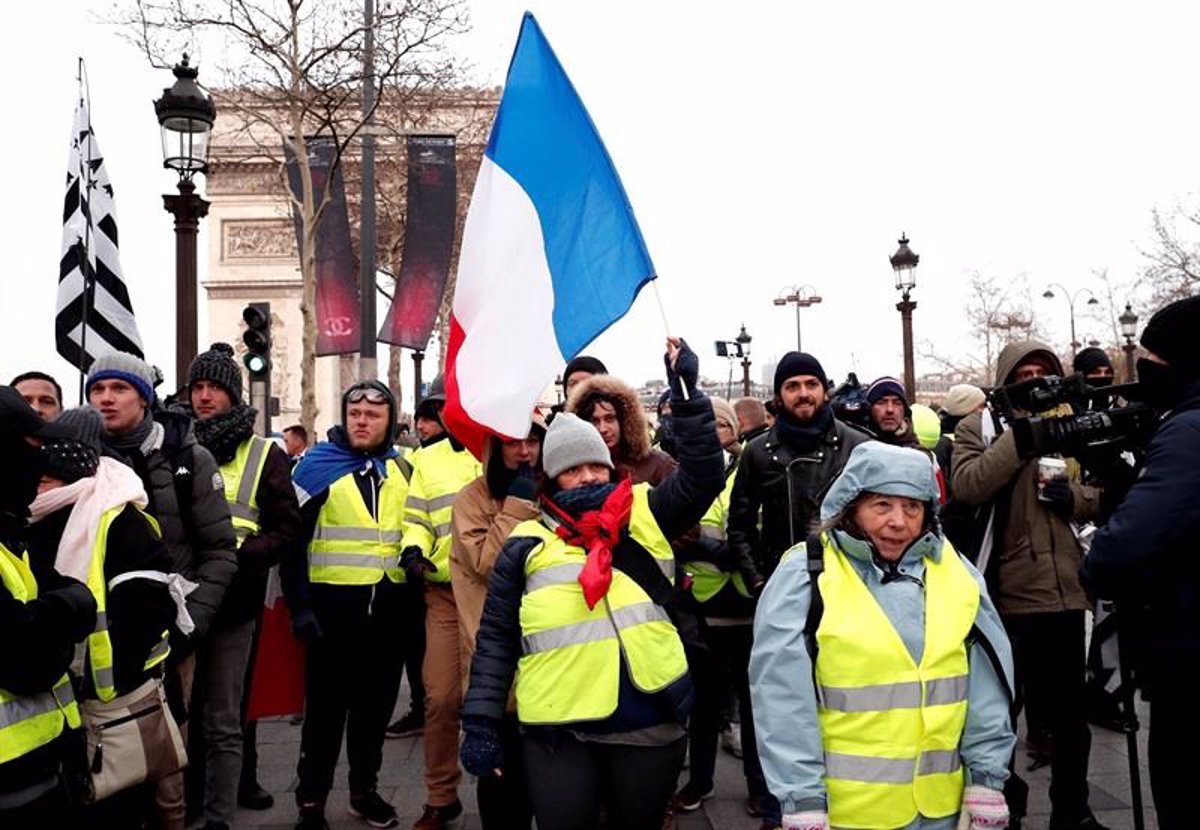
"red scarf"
544,478,634,609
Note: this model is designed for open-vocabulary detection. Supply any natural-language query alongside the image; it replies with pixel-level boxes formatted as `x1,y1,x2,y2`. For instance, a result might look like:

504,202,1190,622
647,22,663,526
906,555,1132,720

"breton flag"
56,97,144,372
443,13,655,458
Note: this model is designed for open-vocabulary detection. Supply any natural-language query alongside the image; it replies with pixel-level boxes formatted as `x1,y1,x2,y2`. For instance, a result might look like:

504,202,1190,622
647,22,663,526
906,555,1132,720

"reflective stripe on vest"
309,459,409,586
220,435,271,548
0,544,81,764
815,534,979,828
512,483,687,725
399,440,481,584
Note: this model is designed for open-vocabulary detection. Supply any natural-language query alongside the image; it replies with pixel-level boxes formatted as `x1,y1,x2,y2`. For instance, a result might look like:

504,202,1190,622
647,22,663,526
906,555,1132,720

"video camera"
987,373,1158,461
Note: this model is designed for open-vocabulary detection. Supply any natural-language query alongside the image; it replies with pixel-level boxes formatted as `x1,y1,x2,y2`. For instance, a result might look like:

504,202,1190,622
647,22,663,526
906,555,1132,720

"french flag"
443,12,656,458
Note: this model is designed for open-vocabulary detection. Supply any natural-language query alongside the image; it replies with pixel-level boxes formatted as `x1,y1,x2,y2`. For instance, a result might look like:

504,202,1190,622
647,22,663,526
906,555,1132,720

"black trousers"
1003,610,1093,821
1148,666,1198,830
521,729,686,830
684,622,775,816
296,579,411,804
476,715,534,830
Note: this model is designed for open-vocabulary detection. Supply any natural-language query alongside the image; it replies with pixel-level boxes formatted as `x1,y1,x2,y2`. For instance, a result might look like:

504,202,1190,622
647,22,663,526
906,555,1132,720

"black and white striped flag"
56,98,143,371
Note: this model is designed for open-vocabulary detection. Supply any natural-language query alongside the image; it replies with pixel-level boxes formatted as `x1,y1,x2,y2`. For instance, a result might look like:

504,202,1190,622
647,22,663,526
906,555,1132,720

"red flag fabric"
246,568,306,720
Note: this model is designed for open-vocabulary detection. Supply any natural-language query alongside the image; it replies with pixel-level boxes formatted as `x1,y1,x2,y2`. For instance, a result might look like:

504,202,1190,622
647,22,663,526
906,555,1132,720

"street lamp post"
1119,303,1139,382
155,55,216,387
1042,283,1100,359
736,324,752,397
890,234,919,402
772,285,822,351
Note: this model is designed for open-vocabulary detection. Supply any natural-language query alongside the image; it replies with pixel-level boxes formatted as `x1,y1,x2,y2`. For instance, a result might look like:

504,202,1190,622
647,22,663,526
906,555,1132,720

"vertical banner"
285,138,361,355
378,135,457,349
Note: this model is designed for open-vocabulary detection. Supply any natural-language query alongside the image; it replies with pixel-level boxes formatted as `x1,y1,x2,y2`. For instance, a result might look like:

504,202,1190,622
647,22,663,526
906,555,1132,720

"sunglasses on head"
346,387,389,405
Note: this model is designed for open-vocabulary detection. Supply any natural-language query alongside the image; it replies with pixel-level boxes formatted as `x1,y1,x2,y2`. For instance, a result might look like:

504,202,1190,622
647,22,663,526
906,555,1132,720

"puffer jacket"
951,341,1098,616
566,374,677,486
462,389,724,730
727,414,870,581
1081,381,1200,685
127,409,238,640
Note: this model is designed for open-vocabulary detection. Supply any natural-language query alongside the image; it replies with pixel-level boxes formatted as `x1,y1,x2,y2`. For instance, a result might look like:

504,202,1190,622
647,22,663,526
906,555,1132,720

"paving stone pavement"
230,691,1157,830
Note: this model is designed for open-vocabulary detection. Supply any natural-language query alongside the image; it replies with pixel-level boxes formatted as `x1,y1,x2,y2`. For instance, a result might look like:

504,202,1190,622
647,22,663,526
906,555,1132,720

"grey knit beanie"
710,397,738,433
189,342,244,401
542,412,614,478
42,407,103,483
86,352,157,403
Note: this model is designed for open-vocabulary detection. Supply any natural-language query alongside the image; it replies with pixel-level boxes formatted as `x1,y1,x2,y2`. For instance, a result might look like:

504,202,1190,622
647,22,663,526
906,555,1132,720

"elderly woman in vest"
25,408,176,821
750,442,1016,830
459,339,724,830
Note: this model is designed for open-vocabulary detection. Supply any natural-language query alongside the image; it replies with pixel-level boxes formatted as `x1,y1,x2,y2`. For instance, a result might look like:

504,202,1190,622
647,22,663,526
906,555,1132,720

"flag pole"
650,279,689,401
75,57,94,404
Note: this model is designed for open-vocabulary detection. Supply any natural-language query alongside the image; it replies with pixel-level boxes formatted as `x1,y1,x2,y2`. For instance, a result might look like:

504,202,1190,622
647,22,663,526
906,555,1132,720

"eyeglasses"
346,386,389,405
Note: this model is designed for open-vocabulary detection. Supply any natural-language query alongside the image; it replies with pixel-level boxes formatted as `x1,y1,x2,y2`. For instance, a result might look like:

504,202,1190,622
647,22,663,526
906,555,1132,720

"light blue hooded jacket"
749,443,1015,826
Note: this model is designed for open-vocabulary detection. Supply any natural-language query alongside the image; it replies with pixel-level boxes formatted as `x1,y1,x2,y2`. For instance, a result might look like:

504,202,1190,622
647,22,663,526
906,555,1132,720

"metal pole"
1069,298,1079,359
897,294,917,402
741,356,751,397
163,178,209,388
358,0,378,380
412,350,424,406
1124,342,1137,382
795,302,802,352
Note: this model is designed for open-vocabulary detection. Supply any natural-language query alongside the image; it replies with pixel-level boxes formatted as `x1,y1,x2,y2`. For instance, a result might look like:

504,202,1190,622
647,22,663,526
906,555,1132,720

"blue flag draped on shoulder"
443,12,656,458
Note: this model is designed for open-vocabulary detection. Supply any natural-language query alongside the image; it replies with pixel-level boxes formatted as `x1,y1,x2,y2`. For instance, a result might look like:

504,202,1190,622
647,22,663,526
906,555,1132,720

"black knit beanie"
563,355,607,381
1141,296,1200,381
42,407,103,483
189,342,244,401
1072,347,1113,376
774,352,828,396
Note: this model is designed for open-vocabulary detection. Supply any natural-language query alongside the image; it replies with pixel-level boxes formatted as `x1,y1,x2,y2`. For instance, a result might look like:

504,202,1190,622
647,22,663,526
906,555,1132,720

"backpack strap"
967,623,1014,706
802,532,824,662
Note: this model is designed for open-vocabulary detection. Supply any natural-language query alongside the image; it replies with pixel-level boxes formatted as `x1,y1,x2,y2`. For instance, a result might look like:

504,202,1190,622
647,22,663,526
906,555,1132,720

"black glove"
1040,478,1074,518
460,717,504,777
400,545,437,579
291,607,323,642
664,338,700,398
508,463,539,501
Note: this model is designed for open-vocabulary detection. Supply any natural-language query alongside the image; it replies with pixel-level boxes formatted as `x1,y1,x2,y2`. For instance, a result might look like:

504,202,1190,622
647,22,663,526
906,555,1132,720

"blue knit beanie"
86,352,156,403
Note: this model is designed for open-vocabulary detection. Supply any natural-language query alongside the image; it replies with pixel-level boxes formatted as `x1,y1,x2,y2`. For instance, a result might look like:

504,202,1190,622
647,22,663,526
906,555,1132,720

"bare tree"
119,0,469,434
1140,199,1200,309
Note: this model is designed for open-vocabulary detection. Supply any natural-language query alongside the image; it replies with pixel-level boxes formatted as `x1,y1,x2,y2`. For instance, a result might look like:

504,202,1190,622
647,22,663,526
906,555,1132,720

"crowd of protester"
2,294,1199,830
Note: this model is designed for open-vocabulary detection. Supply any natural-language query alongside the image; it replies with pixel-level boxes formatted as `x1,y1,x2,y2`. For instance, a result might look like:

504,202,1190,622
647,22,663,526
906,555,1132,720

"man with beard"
864,377,920,447
727,352,870,586
185,343,302,825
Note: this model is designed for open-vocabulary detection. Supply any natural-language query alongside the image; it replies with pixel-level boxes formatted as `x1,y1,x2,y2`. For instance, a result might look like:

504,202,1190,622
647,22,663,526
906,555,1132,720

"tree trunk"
388,345,403,413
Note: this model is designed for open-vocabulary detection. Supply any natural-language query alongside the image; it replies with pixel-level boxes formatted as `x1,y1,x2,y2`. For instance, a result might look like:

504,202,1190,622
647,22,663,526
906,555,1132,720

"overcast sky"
2,2,1196,399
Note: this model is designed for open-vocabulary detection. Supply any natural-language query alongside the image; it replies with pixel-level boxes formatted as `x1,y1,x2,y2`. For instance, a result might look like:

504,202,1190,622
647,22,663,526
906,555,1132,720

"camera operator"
952,340,1105,830
1080,296,1200,830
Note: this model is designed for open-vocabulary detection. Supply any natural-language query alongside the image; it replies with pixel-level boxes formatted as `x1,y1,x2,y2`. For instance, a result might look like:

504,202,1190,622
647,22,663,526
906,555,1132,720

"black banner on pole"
285,138,361,356
378,135,457,350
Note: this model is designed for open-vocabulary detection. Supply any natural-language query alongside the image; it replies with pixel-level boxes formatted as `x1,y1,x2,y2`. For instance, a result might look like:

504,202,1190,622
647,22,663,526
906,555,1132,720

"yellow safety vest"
814,533,979,829
309,459,410,586
400,439,481,584
220,435,272,548
513,484,687,725
0,543,82,765
686,466,749,602
83,508,172,702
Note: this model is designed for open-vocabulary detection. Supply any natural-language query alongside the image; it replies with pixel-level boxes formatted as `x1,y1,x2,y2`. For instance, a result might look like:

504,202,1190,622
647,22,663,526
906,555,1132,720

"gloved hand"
1040,478,1074,518
460,717,504,777
664,337,700,398
400,545,437,579
959,784,1009,829
291,608,324,643
507,463,539,501
782,811,829,830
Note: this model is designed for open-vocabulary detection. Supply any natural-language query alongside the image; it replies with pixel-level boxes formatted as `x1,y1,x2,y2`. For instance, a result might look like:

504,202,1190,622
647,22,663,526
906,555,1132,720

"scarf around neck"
542,479,632,610
292,427,399,507
104,412,156,459
191,402,258,464
773,403,834,452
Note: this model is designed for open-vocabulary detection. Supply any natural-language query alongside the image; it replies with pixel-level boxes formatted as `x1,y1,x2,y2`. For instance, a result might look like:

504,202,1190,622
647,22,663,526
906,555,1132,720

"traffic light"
242,303,271,378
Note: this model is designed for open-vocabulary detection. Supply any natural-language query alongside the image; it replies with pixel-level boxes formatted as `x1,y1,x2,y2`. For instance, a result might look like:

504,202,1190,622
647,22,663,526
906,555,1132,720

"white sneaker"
721,722,743,758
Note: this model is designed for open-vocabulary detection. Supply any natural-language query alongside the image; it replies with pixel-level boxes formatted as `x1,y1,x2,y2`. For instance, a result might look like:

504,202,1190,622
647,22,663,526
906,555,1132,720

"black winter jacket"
727,415,870,581
1081,382,1200,685
462,391,724,729
126,409,237,641
26,504,176,698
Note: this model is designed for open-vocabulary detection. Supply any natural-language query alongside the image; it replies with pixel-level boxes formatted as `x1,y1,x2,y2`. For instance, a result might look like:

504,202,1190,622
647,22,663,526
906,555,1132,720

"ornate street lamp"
154,54,216,387
735,324,752,397
1042,284,1100,359
772,285,822,351
889,234,919,401
1119,303,1139,381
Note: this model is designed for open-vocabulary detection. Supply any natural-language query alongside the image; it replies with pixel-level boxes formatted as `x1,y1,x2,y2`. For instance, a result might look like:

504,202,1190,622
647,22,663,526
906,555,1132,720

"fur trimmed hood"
565,374,652,462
